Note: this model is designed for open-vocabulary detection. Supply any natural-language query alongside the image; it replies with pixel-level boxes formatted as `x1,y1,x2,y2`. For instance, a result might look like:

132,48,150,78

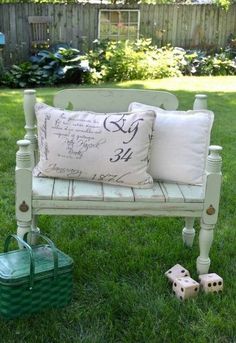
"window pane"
119,35,127,41
120,12,128,24
100,11,110,22
119,25,128,36
100,23,110,34
111,24,118,35
110,12,119,23
100,34,107,40
130,11,138,22
128,25,137,35
99,10,139,41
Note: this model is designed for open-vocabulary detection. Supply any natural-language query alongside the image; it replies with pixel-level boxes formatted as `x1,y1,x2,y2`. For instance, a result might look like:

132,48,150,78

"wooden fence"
0,3,236,66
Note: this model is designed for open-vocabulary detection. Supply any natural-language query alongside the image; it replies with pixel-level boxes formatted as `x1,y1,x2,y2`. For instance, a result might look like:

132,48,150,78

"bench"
16,88,222,274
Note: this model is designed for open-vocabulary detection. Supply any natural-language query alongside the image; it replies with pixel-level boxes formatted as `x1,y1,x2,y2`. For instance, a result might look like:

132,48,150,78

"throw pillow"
128,102,214,185
34,103,156,188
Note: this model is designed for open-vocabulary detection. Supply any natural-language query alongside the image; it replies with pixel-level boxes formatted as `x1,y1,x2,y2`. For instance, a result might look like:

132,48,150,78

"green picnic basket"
0,233,73,319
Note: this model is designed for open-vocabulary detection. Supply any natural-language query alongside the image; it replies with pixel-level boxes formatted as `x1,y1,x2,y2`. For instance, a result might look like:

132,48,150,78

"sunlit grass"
117,76,236,92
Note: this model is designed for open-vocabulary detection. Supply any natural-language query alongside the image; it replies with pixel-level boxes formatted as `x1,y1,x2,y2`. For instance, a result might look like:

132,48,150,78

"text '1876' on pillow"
34,103,156,188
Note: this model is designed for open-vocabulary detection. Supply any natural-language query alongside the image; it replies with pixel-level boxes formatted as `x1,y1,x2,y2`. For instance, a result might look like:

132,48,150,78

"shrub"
85,39,235,83
226,33,236,57
184,50,236,76
1,39,235,88
2,46,90,88
85,39,186,83
1,62,53,88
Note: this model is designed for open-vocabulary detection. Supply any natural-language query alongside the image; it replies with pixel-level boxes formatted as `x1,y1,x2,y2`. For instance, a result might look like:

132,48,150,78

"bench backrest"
53,88,179,112
23,88,179,166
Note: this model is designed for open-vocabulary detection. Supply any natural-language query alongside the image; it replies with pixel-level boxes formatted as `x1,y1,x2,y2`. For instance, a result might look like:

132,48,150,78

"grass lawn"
0,76,235,343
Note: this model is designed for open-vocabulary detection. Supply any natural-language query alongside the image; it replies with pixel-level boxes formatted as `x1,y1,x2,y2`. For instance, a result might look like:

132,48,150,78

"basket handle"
4,234,35,290
24,232,59,279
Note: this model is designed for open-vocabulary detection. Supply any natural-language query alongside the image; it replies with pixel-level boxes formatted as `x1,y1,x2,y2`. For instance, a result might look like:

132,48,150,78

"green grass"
0,76,236,343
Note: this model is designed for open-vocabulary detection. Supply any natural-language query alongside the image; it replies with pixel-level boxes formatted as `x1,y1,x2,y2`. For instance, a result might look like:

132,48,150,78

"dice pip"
199,273,223,293
165,264,190,283
172,276,199,300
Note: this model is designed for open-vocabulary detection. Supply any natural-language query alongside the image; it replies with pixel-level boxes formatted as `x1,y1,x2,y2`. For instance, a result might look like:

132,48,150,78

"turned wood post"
193,94,208,110
182,217,195,247
16,139,33,240
182,93,208,248
16,139,40,243
197,145,222,274
23,89,38,167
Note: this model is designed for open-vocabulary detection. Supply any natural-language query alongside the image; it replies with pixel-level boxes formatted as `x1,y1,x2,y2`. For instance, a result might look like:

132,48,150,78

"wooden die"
172,276,199,300
199,273,223,293
165,264,190,283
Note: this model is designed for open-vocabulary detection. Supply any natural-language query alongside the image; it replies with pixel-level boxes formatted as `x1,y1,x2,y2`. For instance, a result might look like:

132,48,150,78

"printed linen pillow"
128,102,214,185
34,103,156,188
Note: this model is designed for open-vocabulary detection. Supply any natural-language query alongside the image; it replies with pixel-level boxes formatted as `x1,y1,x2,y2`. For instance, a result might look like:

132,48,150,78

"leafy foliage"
226,33,236,56
183,50,236,76
2,62,53,88
84,39,235,84
85,39,187,83
1,39,235,88
2,46,89,88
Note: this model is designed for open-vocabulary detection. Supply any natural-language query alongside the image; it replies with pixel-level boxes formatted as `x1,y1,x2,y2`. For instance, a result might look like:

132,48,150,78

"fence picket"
0,3,235,66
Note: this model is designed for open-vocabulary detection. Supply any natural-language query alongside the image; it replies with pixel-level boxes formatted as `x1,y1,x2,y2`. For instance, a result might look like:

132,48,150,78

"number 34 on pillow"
34,103,156,188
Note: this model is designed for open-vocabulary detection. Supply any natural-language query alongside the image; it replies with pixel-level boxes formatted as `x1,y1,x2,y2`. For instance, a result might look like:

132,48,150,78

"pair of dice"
165,264,223,300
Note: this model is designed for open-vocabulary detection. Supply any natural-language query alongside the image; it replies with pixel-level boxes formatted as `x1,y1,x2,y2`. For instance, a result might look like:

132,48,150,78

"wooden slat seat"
33,177,204,203
32,177,204,217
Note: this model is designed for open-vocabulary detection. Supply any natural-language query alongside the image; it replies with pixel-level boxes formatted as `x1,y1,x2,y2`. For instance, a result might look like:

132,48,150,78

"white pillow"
128,102,214,185
34,103,156,188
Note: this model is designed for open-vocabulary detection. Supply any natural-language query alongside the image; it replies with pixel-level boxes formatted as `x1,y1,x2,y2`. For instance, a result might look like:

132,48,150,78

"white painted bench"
16,89,222,274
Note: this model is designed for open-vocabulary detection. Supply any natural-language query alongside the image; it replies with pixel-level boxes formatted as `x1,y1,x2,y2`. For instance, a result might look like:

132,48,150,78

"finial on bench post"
16,139,32,169
197,145,222,274
23,90,38,166
193,94,208,110
207,145,222,173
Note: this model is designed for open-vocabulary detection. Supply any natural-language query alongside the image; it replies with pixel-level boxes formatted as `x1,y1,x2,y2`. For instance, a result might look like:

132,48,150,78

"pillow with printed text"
34,103,156,188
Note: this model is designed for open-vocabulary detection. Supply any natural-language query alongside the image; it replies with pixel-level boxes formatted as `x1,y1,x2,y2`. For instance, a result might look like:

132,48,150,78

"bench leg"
31,215,40,244
196,222,214,274
17,216,40,245
32,215,40,234
182,217,195,247
17,220,32,241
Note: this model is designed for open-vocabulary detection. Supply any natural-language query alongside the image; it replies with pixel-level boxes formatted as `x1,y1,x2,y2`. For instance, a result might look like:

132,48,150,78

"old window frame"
98,9,140,41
